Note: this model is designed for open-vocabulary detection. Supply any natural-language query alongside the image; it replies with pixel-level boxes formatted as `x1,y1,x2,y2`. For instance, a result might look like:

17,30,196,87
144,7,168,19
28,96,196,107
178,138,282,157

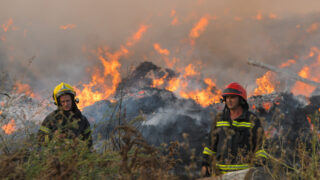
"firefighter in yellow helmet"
37,82,92,147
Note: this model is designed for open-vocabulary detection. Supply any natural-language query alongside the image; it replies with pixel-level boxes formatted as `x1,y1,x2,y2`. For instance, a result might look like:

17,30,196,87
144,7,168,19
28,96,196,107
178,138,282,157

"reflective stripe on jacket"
202,109,268,171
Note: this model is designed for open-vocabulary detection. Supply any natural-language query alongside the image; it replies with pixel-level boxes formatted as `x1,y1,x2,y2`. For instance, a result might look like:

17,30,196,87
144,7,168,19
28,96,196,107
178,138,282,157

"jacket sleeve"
250,114,269,161
81,116,93,148
202,112,221,167
37,114,54,144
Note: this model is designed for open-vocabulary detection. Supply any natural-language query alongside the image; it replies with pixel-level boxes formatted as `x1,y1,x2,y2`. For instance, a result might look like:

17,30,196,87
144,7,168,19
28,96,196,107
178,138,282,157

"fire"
279,59,295,68
298,66,310,78
165,57,179,69
138,90,145,95
167,78,180,92
189,16,209,41
234,17,243,21
179,78,222,107
279,59,296,68
291,47,320,96
126,24,150,46
152,73,168,88
254,71,277,95
262,102,272,111
269,13,278,19
1,18,13,32
170,9,179,25
184,64,198,77
171,17,179,26
59,24,77,30
14,81,37,98
76,25,149,109
255,11,263,21
307,116,314,131
75,47,125,109
306,23,319,33
153,43,170,56
153,43,178,68
291,82,315,97
170,9,176,17
161,63,221,107
2,119,16,135
308,48,315,57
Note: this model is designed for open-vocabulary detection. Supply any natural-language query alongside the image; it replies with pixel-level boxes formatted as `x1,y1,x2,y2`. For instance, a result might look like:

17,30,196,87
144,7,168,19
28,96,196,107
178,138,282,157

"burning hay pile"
0,61,320,179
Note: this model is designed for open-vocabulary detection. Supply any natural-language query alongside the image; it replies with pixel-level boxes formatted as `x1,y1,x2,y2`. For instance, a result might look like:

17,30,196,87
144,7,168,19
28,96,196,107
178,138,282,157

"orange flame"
291,82,315,97
167,78,181,92
152,73,168,88
171,17,179,26
179,78,222,107
14,81,37,98
163,63,222,107
279,59,296,68
234,17,243,21
59,24,77,30
164,57,179,69
255,11,263,21
2,18,13,32
184,64,198,77
75,47,126,109
306,23,319,33
268,13,278,19
126,24,150,46
189,16,209,39
2,119,16,135
76,25,149,109
170,9,176,17
262,102,272,111
298,66,310,78
254,71,276,95
291,66,316,96
307,116,314,131
153,43,170,56
170,9,179,25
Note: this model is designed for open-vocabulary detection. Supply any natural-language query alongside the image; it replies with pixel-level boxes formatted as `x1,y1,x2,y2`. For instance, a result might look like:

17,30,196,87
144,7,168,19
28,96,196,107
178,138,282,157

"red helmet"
222,82,247,100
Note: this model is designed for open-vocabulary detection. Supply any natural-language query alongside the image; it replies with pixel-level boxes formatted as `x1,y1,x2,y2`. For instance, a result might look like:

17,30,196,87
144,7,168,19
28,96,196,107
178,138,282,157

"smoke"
1,0,320,96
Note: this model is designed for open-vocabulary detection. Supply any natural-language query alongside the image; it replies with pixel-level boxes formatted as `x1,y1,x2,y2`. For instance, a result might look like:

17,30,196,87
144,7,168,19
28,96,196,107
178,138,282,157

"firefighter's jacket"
37,107,92,147
202,108,269,173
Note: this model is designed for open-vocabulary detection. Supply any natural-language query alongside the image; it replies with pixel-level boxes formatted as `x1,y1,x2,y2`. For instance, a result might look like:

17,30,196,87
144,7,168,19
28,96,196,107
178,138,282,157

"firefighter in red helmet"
201,82,268,176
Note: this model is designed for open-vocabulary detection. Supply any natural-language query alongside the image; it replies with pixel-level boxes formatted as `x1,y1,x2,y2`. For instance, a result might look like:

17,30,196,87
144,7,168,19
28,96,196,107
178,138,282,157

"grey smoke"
1,0,320,97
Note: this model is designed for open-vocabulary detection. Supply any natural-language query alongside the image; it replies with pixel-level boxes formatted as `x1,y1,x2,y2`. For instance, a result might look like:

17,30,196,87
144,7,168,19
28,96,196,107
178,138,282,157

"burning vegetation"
2,0,320,179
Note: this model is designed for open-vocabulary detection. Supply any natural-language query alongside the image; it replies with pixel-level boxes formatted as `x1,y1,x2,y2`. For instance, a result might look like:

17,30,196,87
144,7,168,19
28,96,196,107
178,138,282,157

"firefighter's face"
225,95,241,110
59,94,72,111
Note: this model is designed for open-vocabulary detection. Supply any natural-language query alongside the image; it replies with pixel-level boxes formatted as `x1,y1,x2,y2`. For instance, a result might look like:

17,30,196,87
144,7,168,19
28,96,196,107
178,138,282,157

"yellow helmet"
53,82,76,105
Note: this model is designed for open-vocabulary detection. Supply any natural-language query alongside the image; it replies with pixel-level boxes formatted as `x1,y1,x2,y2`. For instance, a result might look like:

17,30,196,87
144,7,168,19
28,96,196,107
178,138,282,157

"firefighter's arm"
82,116,93,148
37,116,53,144
201,112,220,176
251,115,269,165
